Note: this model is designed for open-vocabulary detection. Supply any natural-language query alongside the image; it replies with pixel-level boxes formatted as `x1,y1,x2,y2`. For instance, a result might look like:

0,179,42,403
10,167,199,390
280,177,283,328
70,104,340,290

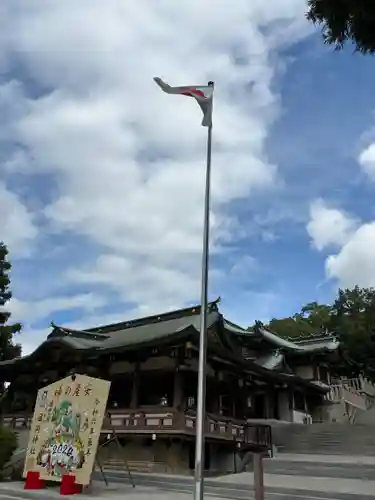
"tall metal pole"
194,82,214,500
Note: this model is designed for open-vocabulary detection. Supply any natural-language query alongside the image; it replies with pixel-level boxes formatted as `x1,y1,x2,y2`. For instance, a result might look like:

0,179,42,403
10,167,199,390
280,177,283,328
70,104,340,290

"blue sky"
2,1,375,355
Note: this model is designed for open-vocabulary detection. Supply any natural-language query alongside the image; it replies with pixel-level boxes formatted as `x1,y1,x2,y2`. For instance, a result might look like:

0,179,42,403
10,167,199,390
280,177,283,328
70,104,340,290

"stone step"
272,424,375,456
278,450,375,456
278,437,375,442
281,442,375,446
263,459,375,480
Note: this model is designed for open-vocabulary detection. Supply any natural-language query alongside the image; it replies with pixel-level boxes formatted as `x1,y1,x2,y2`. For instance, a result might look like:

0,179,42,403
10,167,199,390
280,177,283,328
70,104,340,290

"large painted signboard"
23,374,111,485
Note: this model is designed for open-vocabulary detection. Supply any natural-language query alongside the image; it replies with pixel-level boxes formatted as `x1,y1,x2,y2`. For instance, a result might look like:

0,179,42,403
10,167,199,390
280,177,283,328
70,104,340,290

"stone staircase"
15,428,29,450
354,404,375,424
273,423,375,455
263,454,375,480
2,429,29,479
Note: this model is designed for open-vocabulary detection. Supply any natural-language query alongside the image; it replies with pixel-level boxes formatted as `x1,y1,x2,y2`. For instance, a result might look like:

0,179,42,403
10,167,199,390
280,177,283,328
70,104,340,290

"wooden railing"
2,414,31,429
244,422,272,454
103,408,247,441
2,407,272,452
330,377,375,397
343,377,375,397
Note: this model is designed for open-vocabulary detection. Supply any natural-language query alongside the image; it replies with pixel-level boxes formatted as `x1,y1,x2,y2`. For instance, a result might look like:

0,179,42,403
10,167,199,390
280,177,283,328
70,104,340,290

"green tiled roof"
0,305,222,374
46,310,220,351
293,335,339,352
95,311,220,350
0,301,337,390
254,351,286,371
239,325,339,354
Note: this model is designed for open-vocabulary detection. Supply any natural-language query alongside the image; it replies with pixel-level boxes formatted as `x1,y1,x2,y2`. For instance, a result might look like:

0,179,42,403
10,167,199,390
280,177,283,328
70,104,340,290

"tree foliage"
306,0,375,54
266,302,331,340
0,243,21,364
0,425,17,478
260,286,375,378
330,287,375,376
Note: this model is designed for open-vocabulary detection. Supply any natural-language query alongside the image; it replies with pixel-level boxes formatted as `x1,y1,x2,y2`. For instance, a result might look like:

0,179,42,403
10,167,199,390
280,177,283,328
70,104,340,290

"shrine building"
0,300,344,474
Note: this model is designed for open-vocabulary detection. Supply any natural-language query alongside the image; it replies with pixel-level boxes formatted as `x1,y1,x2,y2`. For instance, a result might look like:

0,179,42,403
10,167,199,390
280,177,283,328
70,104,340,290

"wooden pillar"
288,390,294,422
304,392,309,415
234,387,245,419
273,388,280,420
232,384,242,418
253,453,265,500
313,364,320,381
173,370,184,409
210,381,220,414
263,392,269,419
130,363,139,408
99,355,111,380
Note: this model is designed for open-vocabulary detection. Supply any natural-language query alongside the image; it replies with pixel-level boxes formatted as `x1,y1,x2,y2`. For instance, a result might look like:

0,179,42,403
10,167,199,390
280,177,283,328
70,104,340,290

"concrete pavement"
2,454,375,499
97,467,375,496
1,474,375,500
0,483,184,500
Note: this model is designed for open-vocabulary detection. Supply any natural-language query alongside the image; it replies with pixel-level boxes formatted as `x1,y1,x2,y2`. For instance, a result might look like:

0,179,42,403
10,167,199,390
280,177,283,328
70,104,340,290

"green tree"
0,243,21,365
299,302,331,331
330,287,375,376
257,287,375,379
264,302,329,339
306,0,375,54
267,316,318,339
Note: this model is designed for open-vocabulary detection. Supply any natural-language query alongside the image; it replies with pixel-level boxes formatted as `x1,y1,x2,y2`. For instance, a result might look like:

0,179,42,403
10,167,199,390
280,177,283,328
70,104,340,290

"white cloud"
307,199,359,251
1,0,312,335
67,253,200,310
321,120,375,289
0,182,38,255
359,143,375,181
18,328,51,357
9,293,108,326
326,127,375,287
326,222,375,288
8,293,110,356
307,198,375,288
307,130,375,288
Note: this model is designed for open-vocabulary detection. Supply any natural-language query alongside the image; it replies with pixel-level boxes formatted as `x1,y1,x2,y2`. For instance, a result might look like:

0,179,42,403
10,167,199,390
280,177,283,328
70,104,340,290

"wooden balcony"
2,407,272,451
103,408,247,441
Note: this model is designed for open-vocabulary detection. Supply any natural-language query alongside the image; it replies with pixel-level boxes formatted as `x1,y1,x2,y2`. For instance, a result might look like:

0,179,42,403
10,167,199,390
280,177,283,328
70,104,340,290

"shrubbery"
0,426,17,478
